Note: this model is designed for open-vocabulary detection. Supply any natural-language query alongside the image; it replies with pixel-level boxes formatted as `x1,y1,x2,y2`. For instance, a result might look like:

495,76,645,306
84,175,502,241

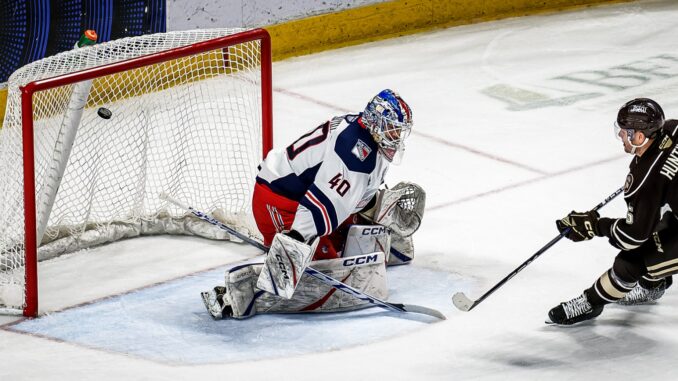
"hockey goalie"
202,89,426,319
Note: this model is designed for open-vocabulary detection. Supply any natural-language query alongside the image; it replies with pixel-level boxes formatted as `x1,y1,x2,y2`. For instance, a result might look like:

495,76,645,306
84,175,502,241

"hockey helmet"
616,98,665,138
362,89,413,163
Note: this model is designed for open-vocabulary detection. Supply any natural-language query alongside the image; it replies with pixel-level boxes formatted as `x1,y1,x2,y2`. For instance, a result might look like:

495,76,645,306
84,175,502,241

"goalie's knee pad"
343,224,413,266
343,224,390,257
220,252,388,319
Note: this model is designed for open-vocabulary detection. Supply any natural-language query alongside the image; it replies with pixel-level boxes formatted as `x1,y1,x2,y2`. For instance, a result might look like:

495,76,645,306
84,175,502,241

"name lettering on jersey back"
660,145,678,180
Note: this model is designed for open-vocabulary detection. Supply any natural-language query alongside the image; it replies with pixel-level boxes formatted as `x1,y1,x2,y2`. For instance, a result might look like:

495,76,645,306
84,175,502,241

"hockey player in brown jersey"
548,98,678,325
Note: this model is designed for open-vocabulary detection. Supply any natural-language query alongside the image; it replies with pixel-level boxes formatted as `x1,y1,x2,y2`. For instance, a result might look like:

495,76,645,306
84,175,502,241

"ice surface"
8,264,464,365
3,1,678,379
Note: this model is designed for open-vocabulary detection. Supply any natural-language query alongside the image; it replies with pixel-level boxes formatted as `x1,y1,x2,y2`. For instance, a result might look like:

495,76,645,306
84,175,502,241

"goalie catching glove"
361,181,426,237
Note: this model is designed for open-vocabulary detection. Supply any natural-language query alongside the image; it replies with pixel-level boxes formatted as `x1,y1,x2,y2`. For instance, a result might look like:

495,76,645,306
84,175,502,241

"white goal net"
0,28,272,316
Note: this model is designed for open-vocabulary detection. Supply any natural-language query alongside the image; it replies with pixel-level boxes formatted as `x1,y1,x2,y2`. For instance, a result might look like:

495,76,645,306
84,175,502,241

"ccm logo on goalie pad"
343,254,379,267
362,226,387,235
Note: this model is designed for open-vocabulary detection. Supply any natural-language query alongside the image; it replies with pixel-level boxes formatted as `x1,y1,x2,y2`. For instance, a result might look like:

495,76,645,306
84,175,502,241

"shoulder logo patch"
660,135,673,150
351,139,372,162
624,173,634,193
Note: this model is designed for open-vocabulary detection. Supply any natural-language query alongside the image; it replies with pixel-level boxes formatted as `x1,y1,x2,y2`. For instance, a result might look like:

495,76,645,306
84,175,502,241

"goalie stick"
159,193,446,320
452,187,624,312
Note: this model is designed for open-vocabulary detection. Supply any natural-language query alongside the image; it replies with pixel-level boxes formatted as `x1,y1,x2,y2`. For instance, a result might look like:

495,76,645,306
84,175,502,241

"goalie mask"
362,89,413,164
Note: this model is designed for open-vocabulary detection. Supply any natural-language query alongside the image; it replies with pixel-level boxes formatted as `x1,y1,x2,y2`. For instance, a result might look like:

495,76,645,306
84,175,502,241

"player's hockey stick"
452,187,624,312
160,193,446,320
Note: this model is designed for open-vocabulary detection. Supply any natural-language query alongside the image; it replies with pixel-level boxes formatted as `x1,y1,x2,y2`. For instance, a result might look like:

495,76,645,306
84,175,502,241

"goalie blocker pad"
256,233,318,299
222,252,387,319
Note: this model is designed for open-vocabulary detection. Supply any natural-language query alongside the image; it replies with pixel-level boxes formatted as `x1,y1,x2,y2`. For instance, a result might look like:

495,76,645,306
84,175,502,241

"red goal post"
1,28,272,317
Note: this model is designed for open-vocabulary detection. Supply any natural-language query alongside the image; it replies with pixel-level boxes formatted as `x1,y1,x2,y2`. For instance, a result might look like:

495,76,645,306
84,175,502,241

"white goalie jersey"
256,114,390,240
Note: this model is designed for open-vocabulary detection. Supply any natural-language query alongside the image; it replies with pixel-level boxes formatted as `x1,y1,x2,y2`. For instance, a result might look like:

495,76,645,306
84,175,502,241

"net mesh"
0,29,267,314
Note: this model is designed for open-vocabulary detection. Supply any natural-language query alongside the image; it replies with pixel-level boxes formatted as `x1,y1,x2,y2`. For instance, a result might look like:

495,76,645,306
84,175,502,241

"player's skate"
201,286,228,320
616,277,671,306
546,290,603,325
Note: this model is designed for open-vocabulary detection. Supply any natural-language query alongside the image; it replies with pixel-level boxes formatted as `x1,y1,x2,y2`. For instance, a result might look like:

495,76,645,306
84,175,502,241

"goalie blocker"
256,234,318,299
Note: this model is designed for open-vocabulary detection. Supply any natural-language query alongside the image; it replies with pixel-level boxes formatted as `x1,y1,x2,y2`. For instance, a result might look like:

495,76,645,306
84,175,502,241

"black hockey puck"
97,107,112,119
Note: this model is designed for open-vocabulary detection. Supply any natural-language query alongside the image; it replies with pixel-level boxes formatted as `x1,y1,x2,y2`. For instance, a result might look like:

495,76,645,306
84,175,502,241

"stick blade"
401,304,446,320
452,292,475,312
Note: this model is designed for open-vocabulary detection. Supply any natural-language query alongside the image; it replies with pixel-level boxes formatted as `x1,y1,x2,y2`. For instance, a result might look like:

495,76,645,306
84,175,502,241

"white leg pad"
222,252,388,319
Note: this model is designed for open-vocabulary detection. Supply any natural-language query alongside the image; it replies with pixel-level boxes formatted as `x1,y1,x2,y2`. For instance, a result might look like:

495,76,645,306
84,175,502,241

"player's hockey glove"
556,210,600,242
